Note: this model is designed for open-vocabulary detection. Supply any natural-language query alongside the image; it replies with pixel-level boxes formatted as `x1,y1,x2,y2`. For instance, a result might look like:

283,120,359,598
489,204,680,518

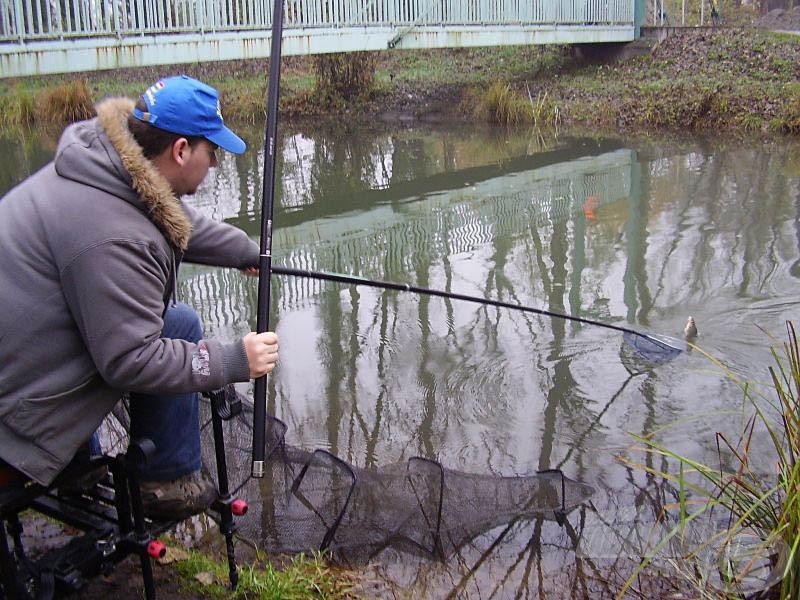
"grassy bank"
563,28,800,134
169,546,358,599
2,25,799,135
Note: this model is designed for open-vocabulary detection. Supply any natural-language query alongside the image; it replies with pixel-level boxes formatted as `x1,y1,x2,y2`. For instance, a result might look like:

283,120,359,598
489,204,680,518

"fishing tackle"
252,0,285,479
269,265,689,354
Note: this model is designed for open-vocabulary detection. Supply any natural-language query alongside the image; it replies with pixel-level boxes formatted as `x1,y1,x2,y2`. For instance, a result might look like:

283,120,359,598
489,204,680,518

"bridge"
1,0,646,78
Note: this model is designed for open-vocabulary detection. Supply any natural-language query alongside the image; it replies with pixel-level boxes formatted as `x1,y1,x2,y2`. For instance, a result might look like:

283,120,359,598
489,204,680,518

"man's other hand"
243,331,279,378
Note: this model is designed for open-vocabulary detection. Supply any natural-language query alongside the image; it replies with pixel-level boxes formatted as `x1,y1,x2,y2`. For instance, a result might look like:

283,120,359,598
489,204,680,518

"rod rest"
0,439,164,600
1,385,248,599
204,384,243,421
202,385,245,590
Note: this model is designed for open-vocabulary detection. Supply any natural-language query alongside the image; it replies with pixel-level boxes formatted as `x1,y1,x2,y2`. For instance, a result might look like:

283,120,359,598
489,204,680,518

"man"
0,75,278,520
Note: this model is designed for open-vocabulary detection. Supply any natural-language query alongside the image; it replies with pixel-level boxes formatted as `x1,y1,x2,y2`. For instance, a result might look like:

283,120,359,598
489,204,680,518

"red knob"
147,540,167,558
231,498,248,516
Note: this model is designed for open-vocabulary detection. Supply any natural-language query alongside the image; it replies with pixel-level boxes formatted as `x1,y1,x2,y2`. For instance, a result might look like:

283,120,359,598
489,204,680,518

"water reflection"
2,123,799,597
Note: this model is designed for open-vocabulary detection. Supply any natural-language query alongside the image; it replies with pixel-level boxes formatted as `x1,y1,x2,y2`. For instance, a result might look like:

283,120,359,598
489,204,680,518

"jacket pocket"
2,375,104,447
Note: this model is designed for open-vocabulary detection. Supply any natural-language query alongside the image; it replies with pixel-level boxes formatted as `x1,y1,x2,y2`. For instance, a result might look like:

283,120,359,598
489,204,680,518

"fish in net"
198,391,595,566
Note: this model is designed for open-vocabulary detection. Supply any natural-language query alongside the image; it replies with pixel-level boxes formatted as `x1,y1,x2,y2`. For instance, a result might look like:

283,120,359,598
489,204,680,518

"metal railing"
647,0,723,26
1,0,635,43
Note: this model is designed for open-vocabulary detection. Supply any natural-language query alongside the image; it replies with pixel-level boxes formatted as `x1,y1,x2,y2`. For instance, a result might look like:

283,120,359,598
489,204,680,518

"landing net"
197,394,595,565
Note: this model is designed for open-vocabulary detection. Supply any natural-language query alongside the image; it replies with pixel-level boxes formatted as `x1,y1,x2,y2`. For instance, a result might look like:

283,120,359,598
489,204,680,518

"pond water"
3,122,799,597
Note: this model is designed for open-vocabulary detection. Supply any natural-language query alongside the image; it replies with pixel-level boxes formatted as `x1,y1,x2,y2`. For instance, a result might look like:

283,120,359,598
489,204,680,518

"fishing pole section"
269,265,689,357
252,0,285,479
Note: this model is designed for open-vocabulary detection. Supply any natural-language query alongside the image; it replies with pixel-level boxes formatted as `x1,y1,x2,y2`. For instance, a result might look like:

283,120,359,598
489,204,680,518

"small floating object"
684,315,698,341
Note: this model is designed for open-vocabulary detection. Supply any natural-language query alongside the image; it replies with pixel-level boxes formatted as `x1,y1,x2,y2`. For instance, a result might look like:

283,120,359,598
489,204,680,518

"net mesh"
198,394,595,565
621,331,685,366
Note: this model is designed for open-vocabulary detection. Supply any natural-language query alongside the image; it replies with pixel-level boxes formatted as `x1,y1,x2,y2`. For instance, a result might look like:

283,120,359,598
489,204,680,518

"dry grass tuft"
37,80,95,124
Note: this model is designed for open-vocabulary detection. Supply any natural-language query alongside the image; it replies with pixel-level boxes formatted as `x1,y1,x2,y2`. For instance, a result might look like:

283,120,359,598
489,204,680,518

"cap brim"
207,126,247,154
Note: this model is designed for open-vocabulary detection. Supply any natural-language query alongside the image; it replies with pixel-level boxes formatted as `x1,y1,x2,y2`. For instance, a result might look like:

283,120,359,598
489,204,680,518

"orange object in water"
583,195,598,221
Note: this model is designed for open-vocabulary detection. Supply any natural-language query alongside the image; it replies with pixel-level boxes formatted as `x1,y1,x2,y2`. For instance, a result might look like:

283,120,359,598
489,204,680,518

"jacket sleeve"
182,203,259,268
59,239,251,395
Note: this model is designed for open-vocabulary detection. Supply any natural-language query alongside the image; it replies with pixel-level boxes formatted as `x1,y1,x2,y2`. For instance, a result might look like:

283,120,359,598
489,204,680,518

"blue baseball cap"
132,75,246,154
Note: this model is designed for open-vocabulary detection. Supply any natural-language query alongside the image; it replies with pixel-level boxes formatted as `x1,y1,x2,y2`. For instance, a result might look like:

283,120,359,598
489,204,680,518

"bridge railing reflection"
179,148,634,319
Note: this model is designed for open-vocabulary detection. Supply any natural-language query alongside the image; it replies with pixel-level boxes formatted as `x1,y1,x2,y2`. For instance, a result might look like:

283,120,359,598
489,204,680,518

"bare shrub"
313,52,377,107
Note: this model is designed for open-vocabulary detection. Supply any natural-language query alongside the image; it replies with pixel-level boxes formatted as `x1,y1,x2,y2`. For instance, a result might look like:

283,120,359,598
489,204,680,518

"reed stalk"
620,322,800,599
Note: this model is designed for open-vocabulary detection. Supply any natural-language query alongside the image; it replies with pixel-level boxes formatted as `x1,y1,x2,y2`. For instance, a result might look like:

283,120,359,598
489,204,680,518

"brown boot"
140,471,217,521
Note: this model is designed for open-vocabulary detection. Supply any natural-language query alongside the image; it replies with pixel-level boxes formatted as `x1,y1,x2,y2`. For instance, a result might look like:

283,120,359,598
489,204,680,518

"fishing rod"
269,265,687,352
252,0,285,479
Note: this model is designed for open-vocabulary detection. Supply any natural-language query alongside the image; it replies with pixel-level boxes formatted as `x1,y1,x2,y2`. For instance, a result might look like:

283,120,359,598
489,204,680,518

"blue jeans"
129,302,202,481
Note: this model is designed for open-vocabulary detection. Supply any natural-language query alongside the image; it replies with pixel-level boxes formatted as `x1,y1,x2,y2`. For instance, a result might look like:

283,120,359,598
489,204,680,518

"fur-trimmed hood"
0,97,258,485
53,97,192,249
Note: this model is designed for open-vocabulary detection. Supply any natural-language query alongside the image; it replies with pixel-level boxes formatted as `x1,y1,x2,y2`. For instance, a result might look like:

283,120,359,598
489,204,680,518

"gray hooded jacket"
0,98,259,485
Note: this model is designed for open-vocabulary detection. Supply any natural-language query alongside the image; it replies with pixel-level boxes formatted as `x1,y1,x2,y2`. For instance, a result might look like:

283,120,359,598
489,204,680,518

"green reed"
620,322,800,599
